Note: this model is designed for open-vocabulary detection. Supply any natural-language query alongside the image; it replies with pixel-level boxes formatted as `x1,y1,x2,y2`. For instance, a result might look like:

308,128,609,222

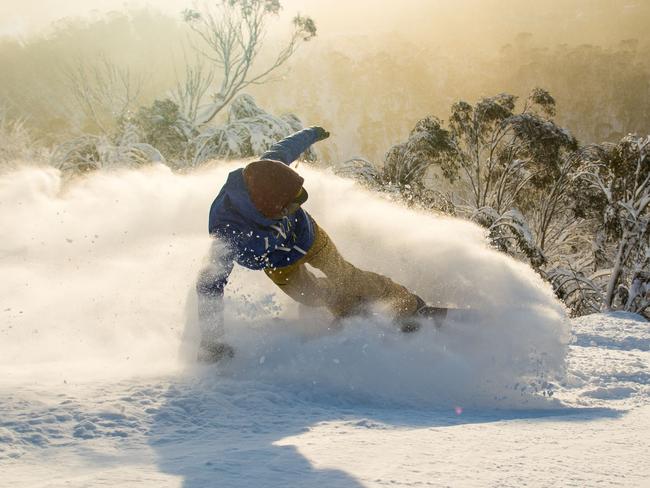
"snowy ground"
1,166,648,487
1,312,648,487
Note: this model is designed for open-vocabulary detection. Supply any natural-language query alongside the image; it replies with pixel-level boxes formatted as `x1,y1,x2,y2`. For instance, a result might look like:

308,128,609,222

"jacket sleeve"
260,127,319,165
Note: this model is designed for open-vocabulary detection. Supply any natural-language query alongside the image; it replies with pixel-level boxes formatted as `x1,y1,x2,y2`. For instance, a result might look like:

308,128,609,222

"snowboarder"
196,126,444,362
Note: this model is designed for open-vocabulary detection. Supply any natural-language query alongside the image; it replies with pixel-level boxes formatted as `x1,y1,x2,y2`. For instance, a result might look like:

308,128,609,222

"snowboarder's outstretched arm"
260,126,329,165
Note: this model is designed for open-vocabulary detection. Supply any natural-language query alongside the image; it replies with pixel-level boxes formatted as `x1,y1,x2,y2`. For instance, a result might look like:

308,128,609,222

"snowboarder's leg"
264,260,334,308
195,244,235,362
398,296,448,332
305,221,419,319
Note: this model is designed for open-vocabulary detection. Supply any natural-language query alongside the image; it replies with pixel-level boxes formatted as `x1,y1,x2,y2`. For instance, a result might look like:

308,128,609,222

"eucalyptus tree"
442,89,577,218
572,134,650,314
379,89,577,258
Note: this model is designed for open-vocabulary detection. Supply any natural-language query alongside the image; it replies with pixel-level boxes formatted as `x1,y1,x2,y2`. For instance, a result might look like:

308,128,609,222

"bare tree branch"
62,54,145,135
182,1,316,127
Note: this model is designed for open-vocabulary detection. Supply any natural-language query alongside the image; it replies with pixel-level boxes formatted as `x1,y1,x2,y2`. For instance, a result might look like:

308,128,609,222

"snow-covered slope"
558,312,649,407
1,166,648,487
1,311,648,487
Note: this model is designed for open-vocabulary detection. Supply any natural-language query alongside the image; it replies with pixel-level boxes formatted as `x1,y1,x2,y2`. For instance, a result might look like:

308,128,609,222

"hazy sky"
2,0,648,46
1,0,647,157
0,0,180,36
1,0,420,37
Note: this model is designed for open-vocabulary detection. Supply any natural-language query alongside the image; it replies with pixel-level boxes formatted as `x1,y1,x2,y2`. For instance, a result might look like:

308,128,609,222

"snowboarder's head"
243,160,308,219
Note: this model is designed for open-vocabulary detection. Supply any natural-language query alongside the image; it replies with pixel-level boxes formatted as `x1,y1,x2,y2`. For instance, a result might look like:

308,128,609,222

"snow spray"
0,163,571,407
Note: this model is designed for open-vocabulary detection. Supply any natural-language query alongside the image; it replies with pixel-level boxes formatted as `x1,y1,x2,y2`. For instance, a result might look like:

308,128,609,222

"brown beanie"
243,160,304,218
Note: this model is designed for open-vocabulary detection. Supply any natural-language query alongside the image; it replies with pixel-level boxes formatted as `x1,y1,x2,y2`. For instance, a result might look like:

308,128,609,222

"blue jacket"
200,128,321,296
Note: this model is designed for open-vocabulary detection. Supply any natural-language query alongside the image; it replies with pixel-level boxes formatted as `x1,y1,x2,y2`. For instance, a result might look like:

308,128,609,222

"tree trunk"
604,234,627,310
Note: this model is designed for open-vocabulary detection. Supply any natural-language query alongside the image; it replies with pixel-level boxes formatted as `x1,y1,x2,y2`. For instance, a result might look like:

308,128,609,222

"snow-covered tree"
102,1,319,169
53,55,165,173
471,207,547,270
353,90,576,221
335,155,457,214
182,0,316,127
440,89,578,217
572,134,650,315
337,89,576,267
190,94,312,165
335,158,382,188
133,99,190,163
51,121,164,174
545,266,604,317
0,110,47,166
382,116,457,189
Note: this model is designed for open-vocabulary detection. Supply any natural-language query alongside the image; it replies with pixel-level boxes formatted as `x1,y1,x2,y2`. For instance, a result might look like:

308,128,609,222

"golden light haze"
2,0,648,46
0,0,648,161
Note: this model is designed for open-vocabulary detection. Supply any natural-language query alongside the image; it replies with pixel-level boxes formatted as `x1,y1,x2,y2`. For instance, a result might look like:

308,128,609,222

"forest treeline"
1,7,649,154
338,89,649,319
0,5,648,318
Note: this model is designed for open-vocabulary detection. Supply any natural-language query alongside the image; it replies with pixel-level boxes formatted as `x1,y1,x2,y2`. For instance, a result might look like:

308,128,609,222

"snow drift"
0,163,571,408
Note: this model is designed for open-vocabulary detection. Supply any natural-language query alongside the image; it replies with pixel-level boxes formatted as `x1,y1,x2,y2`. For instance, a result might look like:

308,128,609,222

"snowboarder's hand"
311,126,330,142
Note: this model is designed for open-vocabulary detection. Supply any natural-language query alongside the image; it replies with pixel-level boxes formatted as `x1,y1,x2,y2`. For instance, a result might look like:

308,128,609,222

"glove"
310,126,330,142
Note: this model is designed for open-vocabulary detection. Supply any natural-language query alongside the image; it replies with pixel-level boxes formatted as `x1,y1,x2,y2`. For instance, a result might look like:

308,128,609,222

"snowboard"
400,306,480,332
